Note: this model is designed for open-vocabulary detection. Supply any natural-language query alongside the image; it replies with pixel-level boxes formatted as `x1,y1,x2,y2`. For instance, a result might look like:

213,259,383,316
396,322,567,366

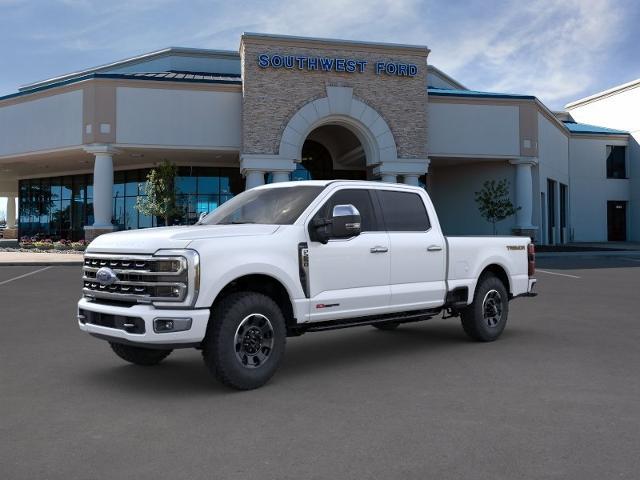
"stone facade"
240,35,429,161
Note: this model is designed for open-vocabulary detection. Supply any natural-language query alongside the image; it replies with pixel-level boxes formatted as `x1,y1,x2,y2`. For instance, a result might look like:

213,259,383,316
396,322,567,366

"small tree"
474,179,519,235
136,160,182,226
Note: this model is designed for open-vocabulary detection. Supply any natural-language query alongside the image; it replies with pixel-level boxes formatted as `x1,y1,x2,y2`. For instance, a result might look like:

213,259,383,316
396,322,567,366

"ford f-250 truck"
78,180,536,390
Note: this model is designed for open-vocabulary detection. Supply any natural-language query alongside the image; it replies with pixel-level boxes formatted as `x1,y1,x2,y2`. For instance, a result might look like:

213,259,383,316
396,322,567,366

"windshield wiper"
217,220,257,225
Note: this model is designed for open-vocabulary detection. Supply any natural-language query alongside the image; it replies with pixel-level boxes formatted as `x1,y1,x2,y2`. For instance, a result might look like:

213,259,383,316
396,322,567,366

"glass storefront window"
19,166,242,240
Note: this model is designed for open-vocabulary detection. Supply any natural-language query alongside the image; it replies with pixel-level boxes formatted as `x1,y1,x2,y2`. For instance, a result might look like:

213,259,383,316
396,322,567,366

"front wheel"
460,274,509,342
202,292,286,390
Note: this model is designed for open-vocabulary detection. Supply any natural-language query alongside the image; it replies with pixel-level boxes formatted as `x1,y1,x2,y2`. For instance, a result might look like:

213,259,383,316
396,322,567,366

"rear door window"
377,190,430,231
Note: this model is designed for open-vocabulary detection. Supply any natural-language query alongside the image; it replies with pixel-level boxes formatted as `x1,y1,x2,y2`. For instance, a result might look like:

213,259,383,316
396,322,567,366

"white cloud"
6,0,631,109
426,0,626,107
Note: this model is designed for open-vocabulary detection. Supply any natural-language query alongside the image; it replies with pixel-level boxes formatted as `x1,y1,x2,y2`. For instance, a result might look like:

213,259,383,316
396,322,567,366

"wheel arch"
211,273,296,331
478,263,512,297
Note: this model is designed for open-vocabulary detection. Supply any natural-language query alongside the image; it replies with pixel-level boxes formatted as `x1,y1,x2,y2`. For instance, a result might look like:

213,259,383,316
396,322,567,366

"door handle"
427,245,443,252
370,246,388,253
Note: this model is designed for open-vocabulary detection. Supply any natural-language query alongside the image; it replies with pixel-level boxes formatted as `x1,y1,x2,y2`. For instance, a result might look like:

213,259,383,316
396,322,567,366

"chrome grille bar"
83,253,189,304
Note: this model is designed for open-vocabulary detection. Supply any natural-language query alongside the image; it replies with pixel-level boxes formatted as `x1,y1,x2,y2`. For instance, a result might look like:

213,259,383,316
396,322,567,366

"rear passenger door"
376,189,447,311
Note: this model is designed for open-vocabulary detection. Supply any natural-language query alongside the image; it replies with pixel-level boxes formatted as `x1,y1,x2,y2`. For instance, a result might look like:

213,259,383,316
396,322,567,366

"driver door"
306,188,390,322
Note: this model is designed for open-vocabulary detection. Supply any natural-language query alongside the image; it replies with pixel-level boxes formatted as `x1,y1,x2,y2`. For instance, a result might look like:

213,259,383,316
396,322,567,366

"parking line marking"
0,266,52,287
536,269,580,279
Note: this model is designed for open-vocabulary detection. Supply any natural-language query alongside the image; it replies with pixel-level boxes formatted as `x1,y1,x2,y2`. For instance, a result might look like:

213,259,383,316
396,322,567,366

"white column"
240,154,295,191
6,195,16,229
381,174,397,183
403,174,420,187
510,158,537,229
84,145,119,230
271,171,290,183
245,170,265,190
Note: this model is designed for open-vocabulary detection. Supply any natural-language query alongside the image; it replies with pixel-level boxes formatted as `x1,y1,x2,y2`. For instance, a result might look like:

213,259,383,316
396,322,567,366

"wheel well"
213,274,296,329
480,264,511,297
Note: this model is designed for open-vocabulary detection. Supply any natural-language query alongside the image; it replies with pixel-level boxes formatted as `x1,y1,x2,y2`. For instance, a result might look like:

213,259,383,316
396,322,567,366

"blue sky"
0,0,638,109
1,0,639,217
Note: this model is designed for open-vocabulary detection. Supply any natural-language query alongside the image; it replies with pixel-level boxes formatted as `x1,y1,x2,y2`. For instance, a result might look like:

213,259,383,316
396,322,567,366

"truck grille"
83,253,190,304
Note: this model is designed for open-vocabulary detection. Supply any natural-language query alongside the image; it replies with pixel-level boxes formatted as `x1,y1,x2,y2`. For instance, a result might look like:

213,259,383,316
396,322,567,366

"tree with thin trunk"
135,160,181,227
474,179,519,235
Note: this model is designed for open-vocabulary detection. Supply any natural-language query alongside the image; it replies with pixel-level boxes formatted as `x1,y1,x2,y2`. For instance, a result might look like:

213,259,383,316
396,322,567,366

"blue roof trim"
562,121,628,135
427,87,536,100
0,72,242,102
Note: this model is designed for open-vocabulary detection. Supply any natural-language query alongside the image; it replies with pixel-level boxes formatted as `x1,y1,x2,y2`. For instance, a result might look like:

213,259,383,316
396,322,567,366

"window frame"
606,145,627,179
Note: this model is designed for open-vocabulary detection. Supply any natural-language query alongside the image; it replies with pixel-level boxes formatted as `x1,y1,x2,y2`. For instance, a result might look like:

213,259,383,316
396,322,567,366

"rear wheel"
460,274,509,342
109,343,172,366
202,292,286,390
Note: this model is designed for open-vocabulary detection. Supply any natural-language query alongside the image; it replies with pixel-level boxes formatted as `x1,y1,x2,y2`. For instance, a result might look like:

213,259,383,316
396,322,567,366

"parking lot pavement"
1,258,639,480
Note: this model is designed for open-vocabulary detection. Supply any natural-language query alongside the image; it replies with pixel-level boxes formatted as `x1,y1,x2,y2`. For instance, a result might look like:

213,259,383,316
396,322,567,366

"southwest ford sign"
257,54,418,77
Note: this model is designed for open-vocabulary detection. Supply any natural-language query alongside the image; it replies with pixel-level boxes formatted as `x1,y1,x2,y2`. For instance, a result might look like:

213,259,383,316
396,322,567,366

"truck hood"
86,224,280,254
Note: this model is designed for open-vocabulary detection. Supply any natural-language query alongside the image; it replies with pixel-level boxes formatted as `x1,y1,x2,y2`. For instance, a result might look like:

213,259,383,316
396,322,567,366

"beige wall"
116,86,242,148
0,90,83,156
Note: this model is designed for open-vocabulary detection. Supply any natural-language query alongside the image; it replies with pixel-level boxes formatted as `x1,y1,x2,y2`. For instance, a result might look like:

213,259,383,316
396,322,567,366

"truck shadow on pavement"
79,321,530,394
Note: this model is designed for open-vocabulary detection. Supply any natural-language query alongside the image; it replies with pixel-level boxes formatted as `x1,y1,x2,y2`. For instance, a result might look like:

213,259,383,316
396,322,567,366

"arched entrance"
295,124,368,181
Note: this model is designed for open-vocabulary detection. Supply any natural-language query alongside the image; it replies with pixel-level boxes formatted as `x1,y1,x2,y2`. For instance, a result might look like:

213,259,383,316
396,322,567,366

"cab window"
314,189,379,232
377,190,431,231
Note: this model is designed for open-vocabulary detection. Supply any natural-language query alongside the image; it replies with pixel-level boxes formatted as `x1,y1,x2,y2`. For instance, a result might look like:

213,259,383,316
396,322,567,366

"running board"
292,308,441,334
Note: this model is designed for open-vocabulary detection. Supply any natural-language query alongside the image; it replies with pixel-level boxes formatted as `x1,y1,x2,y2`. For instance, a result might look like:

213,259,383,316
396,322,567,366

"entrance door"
607,201,627,241
547,179,556,244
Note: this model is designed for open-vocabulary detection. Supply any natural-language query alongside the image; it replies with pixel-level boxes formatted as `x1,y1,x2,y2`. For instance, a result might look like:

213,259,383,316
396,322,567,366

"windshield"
199,185,325,225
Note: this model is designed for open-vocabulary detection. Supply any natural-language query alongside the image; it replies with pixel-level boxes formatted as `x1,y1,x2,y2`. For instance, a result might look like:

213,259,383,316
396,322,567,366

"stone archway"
240,85,430,189
278,86,398,167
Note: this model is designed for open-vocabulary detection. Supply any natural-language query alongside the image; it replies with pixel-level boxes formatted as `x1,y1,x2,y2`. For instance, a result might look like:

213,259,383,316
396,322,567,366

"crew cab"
78,180,536,390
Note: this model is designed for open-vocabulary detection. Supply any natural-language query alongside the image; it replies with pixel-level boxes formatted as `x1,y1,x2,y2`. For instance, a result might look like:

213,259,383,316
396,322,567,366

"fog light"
153,317,192,333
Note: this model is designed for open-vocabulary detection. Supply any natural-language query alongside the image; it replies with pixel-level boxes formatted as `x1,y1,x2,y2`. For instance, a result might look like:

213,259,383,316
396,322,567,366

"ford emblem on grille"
95,267,119,286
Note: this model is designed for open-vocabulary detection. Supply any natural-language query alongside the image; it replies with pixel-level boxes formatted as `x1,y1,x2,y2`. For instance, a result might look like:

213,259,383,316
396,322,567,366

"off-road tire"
460,274,509,342
109,343,172,366
373,321,400,331
202,291,286,390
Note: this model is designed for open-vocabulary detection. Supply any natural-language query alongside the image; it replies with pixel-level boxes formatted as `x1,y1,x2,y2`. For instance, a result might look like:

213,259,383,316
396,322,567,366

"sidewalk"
0,251,84,266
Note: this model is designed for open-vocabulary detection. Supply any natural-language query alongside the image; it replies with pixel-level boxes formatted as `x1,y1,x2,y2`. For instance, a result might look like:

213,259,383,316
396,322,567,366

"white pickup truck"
78,180,536,389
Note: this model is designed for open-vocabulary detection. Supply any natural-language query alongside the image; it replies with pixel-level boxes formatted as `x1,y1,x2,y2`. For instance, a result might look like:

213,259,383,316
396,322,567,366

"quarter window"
377,190,430,231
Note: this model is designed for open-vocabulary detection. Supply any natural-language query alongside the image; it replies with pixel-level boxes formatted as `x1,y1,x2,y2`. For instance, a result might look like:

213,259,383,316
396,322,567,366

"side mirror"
197,211,207,223
330,204,361,239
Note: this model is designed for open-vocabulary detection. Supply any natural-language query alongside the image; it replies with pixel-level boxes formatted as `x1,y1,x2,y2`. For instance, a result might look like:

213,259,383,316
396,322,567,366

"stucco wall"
429,161,516,236
0,90,83,156
241,37,428,159
568,87,639,241
427,102,520,157
537,113,569,243
568,136,630,242
116,87,242,148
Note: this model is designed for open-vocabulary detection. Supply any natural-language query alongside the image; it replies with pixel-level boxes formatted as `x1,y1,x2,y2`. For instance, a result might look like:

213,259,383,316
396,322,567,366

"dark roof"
123,70,241,82
0,71,242,102
562,121,628,135
427,87,535,100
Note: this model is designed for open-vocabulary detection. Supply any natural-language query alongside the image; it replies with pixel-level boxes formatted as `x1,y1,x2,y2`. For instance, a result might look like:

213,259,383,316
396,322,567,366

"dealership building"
0,33,636,243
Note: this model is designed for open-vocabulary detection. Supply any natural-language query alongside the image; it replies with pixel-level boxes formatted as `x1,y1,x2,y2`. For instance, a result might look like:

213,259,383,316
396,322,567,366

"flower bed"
6,237,88,254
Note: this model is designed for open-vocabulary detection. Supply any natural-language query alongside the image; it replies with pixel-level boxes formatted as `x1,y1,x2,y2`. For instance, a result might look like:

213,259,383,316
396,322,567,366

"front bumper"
77,297,210,347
